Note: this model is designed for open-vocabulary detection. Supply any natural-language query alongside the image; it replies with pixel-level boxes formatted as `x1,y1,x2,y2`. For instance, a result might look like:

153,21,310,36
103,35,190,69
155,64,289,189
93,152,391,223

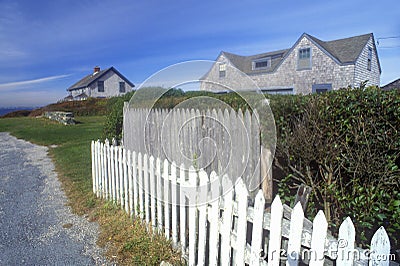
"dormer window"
252,57,271,70
219,63,226,78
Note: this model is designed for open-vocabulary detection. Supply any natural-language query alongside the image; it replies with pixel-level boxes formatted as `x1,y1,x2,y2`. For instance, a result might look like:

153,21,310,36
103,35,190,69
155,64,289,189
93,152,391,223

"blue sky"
0,0,399,107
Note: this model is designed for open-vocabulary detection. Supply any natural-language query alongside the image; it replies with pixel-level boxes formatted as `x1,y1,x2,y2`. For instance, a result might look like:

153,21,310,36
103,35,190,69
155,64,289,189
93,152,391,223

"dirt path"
0,132,110,265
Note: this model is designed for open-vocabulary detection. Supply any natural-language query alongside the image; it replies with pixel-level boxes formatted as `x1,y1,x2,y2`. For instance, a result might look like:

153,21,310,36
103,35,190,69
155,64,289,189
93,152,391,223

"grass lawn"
0,116,181,265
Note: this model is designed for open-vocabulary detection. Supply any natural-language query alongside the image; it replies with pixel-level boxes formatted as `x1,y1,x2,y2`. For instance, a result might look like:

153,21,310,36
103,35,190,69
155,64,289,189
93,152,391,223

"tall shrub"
272,87,400,247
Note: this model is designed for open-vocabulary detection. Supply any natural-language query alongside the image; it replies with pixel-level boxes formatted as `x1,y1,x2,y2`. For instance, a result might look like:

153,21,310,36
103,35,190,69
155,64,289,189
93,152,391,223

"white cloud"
0,75,71,91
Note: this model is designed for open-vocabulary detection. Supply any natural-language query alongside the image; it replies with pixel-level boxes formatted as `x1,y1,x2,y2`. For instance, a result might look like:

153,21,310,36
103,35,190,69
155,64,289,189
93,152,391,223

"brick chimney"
94,66,100,74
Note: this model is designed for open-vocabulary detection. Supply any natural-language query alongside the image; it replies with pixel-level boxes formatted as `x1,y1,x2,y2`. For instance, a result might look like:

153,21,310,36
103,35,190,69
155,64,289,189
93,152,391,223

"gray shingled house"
200,33,381,94
381,78,400,91
65,66,134,100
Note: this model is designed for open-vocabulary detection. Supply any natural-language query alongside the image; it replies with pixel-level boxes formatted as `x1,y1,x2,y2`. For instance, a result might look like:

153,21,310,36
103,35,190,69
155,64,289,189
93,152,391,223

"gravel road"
0,132,111,265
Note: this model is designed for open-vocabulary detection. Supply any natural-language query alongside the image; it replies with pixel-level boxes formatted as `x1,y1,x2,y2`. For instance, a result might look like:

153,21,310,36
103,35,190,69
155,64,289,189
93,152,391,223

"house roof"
67,66,134,91
307,33,373,64
222,49,289,74
381,78,400,90
218,33,380,75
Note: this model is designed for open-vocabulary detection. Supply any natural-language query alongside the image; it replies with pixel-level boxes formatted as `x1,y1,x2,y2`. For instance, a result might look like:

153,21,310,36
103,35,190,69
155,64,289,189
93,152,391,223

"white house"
65,66,134,100
200,33,381,94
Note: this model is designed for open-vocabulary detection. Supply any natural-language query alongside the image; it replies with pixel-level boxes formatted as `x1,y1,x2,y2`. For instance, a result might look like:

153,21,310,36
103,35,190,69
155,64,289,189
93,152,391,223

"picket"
250,190,266,265
91,141,95,194
110,145,115,202
309,211,328,266
138,153,144,219
369,227,391,266
132,151,138,217
149,156,156,231
118,147,123,207
208,171,221,266
188,166,198,266
268,195,284,266
220,175,234,265
123,149,128,213
144,154,150,224
106,140,112,201
287,202,305,266
235,178,249,265
164,159,170,239
171,162,178,246
179,164,187,255
127,150,133,216
91,140,393,266
337,217,355,266
197,170,209,266
156,158,163,232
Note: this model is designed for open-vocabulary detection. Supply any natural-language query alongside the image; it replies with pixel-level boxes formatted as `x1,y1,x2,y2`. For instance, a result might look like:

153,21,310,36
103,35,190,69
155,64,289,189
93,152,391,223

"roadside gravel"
0,132,111,265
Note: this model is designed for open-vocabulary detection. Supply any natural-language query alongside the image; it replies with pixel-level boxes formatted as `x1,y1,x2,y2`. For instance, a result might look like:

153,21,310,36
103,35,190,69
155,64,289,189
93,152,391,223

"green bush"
102,91,135,142
272,87,400,248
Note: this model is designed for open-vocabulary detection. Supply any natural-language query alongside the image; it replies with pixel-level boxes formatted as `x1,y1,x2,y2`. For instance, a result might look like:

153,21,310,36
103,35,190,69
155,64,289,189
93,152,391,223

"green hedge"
103,87,400,248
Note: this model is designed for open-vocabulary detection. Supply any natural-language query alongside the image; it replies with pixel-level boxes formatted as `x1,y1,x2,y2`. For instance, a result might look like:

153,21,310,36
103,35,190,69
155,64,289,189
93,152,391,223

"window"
312,83,332,94
298,47,311,70
98,81,104,92
252,57,271,70
219,63,226,78
261,88,294,95
367,47,372,71
119,82,126,93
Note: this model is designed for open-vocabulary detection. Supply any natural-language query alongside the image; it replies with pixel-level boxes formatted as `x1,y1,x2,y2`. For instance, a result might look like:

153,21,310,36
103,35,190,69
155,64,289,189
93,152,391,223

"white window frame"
252,57,271,70
219,63,226,78
367,47,372,71
297,47,312,70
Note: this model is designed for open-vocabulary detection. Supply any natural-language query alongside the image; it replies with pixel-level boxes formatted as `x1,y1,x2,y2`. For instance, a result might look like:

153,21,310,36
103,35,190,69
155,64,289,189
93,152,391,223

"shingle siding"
353,37,380,87
201,33,380,94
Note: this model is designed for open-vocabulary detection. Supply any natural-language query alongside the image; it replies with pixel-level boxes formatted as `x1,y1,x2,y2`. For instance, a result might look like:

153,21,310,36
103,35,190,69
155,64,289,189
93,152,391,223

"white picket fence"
91,140,393,266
